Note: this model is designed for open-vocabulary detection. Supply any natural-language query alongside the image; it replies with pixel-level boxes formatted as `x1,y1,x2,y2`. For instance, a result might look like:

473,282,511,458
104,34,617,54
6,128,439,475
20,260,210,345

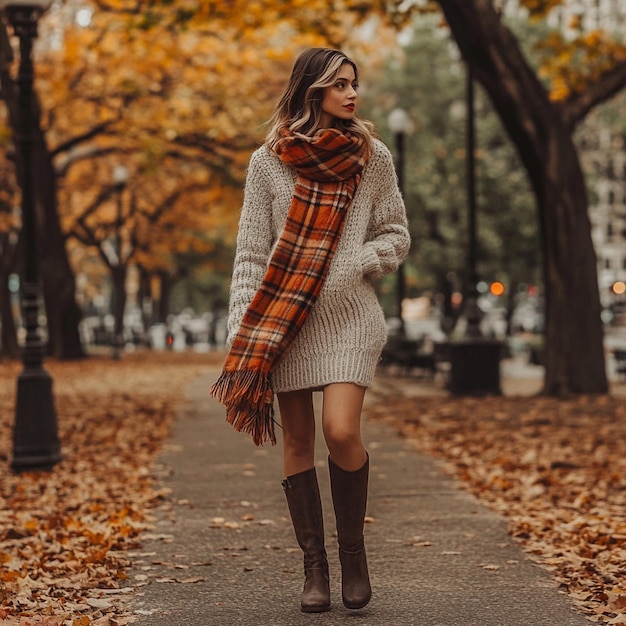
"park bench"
380,336,450,381
614,349,626,380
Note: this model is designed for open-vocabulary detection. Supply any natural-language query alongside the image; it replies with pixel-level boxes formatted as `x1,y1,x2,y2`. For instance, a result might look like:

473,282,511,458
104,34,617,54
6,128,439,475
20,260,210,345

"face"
319,62,358,128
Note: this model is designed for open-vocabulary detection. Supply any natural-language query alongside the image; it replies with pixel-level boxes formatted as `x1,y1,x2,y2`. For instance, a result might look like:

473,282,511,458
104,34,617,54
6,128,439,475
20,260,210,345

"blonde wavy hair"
266,48,374,153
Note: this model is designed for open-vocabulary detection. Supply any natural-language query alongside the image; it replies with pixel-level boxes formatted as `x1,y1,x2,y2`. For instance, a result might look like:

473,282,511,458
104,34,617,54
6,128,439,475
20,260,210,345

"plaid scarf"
210,128,368,445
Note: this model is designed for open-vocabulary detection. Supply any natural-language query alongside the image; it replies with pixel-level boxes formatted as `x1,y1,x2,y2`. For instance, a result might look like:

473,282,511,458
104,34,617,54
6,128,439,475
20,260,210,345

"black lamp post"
447,62,502,396
3,0,61,472
463,63,482,339
387,107,414,337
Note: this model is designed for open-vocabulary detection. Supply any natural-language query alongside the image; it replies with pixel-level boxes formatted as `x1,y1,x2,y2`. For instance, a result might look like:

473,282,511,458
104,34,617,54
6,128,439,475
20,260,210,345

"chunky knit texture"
227,138,410,394
211,129,367,445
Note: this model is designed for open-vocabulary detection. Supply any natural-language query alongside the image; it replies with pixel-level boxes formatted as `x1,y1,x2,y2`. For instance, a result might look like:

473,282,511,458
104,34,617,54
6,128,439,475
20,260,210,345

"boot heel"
339,543,371,609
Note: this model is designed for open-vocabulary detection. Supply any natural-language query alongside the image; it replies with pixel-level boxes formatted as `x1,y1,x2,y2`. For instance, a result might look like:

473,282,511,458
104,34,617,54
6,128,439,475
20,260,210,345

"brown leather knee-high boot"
282,468,331,613
328,454,371,610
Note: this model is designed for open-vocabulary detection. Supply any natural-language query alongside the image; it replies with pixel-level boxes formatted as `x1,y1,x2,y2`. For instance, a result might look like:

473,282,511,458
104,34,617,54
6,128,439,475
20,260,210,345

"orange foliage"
4,0,625,281
512,0,626,100
536,30,626,101
35,0,396,279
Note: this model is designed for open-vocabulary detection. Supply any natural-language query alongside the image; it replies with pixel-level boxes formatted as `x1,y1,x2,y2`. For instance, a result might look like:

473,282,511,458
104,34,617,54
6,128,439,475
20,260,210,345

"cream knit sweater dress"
226,138,411,393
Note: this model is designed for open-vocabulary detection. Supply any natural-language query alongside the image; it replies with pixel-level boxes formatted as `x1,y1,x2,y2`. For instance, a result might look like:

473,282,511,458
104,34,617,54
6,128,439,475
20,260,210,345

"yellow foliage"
30,0,403,281
513,2,626,100
0,136,19,235
534,28,626,100
568,14,582,31
8,0,624,286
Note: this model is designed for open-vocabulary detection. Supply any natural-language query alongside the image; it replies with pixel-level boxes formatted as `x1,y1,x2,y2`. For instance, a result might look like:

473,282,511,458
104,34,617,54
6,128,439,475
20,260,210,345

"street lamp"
446,63,502,396
387,107,414,337
1,0,61,472
463,63,482,338
111,164,128,360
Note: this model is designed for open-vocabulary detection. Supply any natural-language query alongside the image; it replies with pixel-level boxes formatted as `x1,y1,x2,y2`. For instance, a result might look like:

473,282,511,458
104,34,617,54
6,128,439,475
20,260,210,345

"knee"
283,431,315,460
324,421,361,454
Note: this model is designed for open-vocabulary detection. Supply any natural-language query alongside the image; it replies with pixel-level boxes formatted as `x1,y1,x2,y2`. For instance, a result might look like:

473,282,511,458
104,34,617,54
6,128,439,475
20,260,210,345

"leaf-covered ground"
367,370,626,626
2,352,625,624
0,352,219,626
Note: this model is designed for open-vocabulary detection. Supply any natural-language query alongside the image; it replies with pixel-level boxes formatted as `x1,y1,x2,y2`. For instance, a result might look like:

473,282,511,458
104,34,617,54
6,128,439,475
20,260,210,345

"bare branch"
563,60,626,129
137,182,209,224
54,146,122,177
68,186,117,235
51,119,119,159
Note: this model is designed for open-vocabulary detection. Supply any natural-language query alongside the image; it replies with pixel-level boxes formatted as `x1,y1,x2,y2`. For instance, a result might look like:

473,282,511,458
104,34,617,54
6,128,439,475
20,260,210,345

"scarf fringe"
210,369,276,446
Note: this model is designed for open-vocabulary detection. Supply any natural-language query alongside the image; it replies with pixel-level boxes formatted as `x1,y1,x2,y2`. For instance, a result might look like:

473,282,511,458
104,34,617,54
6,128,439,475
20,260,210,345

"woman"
211,48,410,613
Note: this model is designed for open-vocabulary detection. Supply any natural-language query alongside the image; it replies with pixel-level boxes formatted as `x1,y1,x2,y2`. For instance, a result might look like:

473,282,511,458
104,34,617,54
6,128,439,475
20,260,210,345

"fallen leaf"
367,374,626,623
179,576,205,583
0,353,221,626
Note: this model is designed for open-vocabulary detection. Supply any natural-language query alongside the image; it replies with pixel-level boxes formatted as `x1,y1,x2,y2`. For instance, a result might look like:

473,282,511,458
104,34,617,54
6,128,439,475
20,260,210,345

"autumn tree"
0,0,329,356
95,0,625,395
362,18,540,322
0,10,86,360
42,2,318,335
6,0,619,396
426,0,626,394
33,0,392,339
63,152,238,343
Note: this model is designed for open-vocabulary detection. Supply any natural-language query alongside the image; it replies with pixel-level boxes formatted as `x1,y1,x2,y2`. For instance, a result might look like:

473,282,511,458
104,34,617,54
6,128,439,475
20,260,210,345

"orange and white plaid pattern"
210,129,368,445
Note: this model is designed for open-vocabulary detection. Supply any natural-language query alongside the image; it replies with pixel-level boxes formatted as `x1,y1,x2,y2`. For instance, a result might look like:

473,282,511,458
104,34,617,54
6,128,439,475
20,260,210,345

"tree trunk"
33,128,85,360
111,264,127,352
137,266,152,334
538,120,606,393
0,223,20,358
154,270,172,324
1,28,84,360
435,0,608,394
0,262,20,359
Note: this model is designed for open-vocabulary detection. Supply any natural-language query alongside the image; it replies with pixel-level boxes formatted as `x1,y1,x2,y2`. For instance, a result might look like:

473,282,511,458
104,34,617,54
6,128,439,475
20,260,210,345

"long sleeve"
360,143,411,280
226,149,275,345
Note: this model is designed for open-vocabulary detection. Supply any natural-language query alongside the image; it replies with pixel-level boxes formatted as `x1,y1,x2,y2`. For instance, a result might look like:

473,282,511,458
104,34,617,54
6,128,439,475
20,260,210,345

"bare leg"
321,382,367,471
277,389,316,477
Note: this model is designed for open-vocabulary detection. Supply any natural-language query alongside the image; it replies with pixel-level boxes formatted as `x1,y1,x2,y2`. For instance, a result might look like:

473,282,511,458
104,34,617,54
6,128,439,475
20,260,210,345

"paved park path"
126,366,590,626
